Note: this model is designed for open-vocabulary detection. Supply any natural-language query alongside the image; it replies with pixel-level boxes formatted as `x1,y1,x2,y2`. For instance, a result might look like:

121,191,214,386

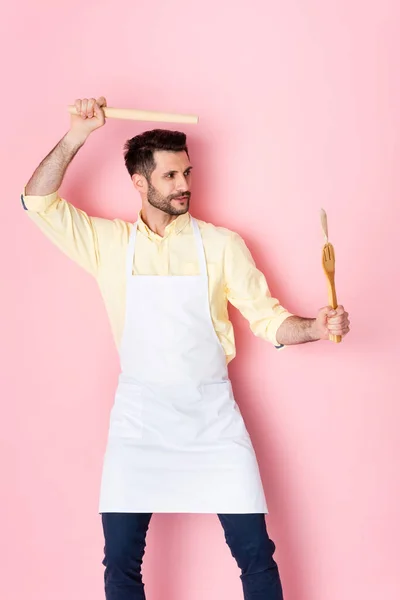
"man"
22,96,350,600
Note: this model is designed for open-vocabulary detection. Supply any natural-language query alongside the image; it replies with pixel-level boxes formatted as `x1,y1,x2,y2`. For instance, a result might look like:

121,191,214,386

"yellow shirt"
21,190,292,362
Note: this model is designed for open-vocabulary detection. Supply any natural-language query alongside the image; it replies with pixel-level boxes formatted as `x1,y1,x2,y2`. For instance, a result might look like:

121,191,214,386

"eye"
184,170,192,177
165,173,174,179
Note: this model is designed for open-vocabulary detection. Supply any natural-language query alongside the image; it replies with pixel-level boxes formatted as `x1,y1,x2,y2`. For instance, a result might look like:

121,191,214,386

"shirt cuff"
267,312,293,349
21,188,59,212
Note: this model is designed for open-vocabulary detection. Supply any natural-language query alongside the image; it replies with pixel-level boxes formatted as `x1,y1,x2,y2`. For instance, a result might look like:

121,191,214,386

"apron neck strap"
126,217,207,277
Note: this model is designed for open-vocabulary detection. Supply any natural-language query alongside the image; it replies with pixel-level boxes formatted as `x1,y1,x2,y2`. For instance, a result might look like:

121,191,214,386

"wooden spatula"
320,209,341,343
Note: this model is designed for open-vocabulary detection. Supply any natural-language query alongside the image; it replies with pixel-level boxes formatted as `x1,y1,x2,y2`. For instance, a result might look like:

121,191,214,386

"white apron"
99,217,268,513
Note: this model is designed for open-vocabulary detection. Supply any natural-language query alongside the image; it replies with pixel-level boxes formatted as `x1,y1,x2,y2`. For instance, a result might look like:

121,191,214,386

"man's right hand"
69,96,107,142
24,96,107,196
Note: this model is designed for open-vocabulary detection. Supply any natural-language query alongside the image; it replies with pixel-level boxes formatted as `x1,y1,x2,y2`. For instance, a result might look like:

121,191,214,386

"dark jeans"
101,512,284,600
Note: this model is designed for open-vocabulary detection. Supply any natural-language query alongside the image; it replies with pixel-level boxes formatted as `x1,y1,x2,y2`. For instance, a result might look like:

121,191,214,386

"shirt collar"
137,210,190,239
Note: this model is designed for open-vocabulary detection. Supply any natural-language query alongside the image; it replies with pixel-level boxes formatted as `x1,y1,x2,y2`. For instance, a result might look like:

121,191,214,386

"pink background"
2,1,399,599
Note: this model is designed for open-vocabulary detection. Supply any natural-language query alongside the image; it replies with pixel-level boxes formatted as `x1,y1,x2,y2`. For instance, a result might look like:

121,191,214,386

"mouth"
172,196,189,202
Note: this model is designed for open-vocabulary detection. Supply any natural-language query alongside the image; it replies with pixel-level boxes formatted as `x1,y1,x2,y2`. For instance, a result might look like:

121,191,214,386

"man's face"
146,150,192,216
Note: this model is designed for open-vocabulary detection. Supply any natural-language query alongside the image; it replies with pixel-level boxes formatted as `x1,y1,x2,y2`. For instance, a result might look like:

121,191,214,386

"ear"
132,174,148,194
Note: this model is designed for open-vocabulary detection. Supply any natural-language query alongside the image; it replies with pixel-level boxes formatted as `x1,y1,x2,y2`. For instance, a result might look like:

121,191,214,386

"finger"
328,310,349,322
93,101,105,119
329,327,350,335
328,318,349,328
327,316,342,325
319,306,333,319
328,321,349,332
335,305,345,315
87,97,95,118
331,328,349,336
74,99,82,114
81,98,88,118
329,325,350,335
327,315,348,325
97,96,107,108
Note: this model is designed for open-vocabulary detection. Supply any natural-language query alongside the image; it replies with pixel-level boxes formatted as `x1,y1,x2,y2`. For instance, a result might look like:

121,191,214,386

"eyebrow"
163,166,193,176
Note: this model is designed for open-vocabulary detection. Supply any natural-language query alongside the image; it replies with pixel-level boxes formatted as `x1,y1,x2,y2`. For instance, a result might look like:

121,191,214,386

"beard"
147,182,191,216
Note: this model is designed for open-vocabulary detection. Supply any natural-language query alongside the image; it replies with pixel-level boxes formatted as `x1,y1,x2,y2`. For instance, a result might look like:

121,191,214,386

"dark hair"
124,129,189,179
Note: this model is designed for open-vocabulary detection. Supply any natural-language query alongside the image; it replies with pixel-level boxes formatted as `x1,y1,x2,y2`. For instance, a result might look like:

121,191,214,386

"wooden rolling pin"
67,105,198,124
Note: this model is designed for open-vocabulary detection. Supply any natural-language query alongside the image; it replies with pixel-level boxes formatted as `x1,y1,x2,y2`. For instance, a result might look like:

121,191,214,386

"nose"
175,174,189,193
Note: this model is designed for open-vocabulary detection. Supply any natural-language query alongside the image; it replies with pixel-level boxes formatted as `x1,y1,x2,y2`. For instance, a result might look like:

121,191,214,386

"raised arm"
22,97,119,277
25,97,107,196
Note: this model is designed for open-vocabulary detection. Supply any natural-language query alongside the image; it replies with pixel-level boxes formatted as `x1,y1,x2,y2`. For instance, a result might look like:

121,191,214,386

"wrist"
310,318,322,341
65,128,89,149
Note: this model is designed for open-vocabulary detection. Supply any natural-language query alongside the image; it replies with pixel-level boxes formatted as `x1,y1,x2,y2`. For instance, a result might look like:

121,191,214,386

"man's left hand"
315,305,350,341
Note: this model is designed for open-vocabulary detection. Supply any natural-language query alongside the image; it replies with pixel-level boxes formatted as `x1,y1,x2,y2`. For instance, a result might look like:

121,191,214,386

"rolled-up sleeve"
21,189,59,212
224,232,292,348
21,188,103,277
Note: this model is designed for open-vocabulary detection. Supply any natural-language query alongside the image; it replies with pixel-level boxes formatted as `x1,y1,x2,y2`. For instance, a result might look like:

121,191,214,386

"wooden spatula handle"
67,105,199,124
327,280,342,343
